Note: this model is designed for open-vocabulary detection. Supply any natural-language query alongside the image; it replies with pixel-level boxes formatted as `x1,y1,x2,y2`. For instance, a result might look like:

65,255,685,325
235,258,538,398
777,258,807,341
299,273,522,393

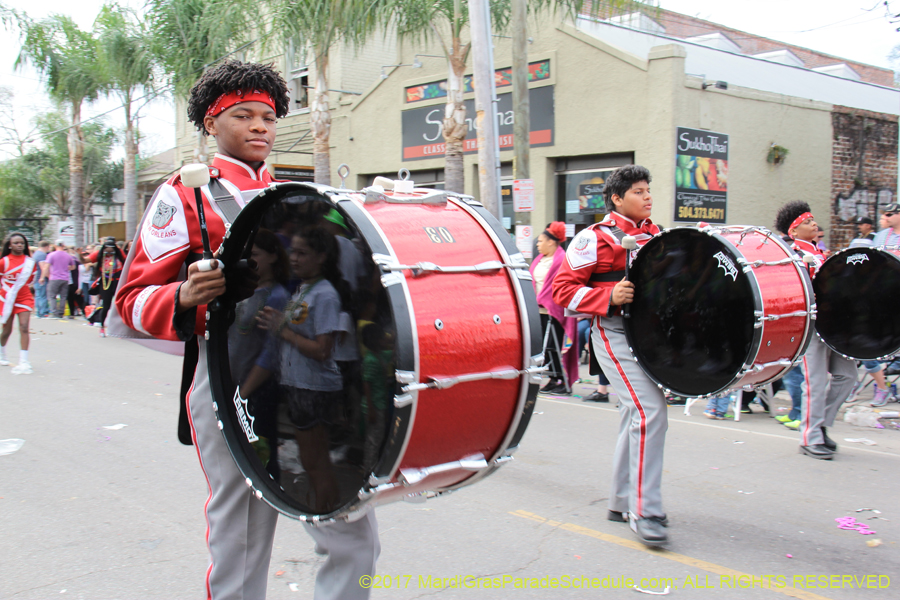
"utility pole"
469,0,502,220
512,0,530,230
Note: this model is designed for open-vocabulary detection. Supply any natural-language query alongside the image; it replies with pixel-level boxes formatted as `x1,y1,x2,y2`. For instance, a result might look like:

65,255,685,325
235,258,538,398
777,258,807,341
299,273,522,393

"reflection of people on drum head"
230,229,291,382
114,60,379,600
776,201,857,460
255,229,346,513
361,323,393,469
531,221,578,395
552,165,671,547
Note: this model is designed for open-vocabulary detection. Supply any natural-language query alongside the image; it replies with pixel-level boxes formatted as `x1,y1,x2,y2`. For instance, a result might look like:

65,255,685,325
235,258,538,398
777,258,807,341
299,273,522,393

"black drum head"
207,185,398,518
815,248,900,360
624,229,757,397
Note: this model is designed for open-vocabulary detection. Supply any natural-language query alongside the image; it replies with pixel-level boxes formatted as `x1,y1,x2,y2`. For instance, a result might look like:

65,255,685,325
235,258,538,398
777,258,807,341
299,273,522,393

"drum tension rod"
399,453,489,486
753,309,814,328
737,256,802,268
377,260,526,277
401,366,546,392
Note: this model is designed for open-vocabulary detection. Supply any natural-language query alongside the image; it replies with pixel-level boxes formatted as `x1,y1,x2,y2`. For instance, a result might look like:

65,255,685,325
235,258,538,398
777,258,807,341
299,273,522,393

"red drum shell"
362,200,523,469
717,228,813,389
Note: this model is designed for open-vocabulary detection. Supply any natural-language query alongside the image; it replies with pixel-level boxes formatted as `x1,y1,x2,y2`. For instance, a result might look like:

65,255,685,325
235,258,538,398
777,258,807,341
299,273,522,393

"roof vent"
684,32,741,53
812,63,861,81
605,12,666,35
753,49,805,68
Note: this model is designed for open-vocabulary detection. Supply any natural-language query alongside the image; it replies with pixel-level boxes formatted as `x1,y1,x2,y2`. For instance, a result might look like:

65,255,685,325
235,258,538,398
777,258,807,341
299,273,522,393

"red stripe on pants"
599,326,647,517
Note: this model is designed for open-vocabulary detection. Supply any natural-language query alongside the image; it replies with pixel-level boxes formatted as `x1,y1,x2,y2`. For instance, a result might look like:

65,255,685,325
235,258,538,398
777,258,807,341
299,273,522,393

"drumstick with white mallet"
180,163,225,312
180,164,216,271
622,235,637,318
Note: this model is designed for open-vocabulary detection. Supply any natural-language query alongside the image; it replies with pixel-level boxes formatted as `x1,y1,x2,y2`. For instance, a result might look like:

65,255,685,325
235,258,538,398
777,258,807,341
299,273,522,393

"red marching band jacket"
552,212,660,318
790,238,826,278
115,154,274,341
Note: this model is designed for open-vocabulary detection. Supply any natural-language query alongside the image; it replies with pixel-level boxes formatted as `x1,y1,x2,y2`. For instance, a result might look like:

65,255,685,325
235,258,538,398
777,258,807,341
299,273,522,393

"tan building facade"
166,12,897,249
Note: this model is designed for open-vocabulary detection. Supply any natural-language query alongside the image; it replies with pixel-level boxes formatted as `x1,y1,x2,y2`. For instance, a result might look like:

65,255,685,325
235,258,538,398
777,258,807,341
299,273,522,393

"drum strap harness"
586,224,630,375
590,225,627,282
208,178,244,225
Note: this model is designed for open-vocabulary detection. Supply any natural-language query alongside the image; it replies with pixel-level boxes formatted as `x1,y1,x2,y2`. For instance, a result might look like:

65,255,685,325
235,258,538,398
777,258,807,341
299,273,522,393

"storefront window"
557,169,614,234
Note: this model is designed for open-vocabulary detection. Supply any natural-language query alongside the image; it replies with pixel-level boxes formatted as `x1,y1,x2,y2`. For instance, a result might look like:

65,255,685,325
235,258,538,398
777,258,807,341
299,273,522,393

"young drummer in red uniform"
115,61,379,600
553,165,670,547
775,201,857,460
1,232,36,374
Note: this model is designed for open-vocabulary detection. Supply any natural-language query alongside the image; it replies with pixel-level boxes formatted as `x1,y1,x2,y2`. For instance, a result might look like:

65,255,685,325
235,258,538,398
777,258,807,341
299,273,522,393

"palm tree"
264,0,381,185
146,0,255,163
17,15,105,248
95,3,155,240
383,0,510,193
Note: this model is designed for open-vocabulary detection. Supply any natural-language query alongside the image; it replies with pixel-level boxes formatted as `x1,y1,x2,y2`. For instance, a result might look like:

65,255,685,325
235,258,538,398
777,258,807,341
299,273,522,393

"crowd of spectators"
29,238,131,324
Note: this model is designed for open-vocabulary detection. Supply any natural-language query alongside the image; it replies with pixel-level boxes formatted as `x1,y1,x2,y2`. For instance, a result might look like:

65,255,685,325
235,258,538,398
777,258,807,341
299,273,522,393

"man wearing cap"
850,217,876,248
774,201,857,460
873,203,900,247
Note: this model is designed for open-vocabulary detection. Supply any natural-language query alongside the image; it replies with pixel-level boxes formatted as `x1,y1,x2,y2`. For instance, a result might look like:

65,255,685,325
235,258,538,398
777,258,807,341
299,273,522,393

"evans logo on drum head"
847,253,869,265
233,389,258,443
713,251,738,281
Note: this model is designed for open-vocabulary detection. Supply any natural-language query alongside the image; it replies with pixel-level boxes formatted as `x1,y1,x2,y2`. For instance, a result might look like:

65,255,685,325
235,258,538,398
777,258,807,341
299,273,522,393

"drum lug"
367,474,394,487
509,253,529,269
393,393,414,408
515,269,533,281
395,370,417,384
380,272,405,288
492,455,515,467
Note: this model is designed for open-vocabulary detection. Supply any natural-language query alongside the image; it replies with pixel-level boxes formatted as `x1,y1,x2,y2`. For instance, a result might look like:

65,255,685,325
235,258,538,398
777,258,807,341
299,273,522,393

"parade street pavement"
2,318,899,600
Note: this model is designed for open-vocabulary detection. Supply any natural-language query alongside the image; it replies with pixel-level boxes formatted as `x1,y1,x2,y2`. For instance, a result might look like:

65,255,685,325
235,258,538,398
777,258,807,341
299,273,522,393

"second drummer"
553,165,670,547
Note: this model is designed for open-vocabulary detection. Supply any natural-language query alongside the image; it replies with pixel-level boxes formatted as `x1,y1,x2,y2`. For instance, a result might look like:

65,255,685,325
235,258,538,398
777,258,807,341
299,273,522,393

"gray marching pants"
189,340,380,600
592,316,668,519
799,335,858,447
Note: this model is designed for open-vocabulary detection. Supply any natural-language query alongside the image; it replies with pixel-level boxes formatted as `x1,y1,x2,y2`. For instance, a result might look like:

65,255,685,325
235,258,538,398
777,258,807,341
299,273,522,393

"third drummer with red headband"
775,201,857,460
553,165,670,547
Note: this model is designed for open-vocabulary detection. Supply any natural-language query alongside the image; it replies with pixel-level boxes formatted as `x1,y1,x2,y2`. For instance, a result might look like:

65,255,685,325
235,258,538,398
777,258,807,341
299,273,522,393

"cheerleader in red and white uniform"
1,232,36,374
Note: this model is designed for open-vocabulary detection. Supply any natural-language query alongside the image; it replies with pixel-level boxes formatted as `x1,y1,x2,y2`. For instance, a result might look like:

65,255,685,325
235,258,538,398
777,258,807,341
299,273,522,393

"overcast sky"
1,0,898,161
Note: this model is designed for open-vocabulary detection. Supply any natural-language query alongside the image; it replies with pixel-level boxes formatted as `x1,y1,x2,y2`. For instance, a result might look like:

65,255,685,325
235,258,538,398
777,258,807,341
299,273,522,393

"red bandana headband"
789,212,814,232
206,89,276,117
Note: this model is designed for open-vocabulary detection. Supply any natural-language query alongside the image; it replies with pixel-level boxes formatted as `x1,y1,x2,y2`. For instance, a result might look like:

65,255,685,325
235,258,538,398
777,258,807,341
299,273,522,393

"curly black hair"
604,165,652,211
774,201,812,234
187,60,291,134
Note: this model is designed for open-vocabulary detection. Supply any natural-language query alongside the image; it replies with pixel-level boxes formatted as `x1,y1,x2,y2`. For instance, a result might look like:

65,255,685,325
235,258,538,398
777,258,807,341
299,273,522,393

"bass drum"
624,226,814,398
206,179,542,523
814,246,900,360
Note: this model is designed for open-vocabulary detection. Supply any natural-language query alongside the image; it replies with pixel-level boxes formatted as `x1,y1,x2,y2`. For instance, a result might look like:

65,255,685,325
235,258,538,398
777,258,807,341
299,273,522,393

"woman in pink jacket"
530,221,578,394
